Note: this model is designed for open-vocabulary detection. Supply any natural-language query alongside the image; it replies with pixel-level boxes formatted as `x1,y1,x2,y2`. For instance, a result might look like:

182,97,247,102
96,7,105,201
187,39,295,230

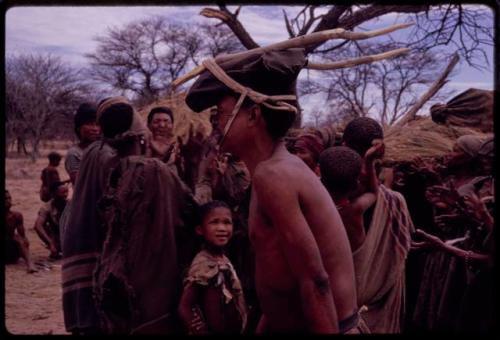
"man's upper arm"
253,169,328,280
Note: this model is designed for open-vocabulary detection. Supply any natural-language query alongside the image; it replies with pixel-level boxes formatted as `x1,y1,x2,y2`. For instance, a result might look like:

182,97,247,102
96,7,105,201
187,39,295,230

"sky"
5,5,495,125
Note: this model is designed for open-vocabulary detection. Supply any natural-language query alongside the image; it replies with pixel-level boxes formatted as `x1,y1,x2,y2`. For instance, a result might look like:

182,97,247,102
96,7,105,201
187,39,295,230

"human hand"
365,139,385,162
414,229,445,249
434,213,461,228
188,307,208,334
425,185,459,208
462,192,489,222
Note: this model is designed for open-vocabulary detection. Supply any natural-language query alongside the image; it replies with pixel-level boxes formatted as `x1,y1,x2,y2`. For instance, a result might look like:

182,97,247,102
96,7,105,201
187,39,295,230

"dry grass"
384,117,488,163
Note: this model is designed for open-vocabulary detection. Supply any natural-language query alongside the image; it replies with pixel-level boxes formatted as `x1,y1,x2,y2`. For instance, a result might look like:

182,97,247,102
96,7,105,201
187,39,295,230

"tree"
305,43,455,127
87,16,203,105
6,54,92,160
198,23,244,58
199,4,493,126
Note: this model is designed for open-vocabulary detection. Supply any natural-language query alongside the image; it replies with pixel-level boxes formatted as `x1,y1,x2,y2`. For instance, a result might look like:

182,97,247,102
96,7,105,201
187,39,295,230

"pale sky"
5,5,494,125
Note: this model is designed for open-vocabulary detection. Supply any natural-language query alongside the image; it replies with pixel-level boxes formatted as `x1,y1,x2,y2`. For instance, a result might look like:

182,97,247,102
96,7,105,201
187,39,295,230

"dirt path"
5,146,72,335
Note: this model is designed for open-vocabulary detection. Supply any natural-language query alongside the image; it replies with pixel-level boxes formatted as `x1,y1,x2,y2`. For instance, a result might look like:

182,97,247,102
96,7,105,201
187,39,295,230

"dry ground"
4,141,73,335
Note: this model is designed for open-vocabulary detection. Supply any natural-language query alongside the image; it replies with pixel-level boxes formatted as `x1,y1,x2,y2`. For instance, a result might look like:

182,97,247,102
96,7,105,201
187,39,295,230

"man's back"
249,147,358,332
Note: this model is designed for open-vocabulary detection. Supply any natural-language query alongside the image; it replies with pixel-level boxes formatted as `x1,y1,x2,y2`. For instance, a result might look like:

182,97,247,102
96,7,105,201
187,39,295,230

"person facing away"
319,141,384,252
5,189,37,273
92,96,194,334
185,48,362,334
40,151,62,202
65,102,101,186
178,200,247,334
339,116,414,333
34,181,68,259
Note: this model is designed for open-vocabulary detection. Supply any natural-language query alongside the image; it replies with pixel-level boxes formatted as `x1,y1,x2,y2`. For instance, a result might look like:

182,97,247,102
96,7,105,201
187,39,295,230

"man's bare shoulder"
255,153,304,180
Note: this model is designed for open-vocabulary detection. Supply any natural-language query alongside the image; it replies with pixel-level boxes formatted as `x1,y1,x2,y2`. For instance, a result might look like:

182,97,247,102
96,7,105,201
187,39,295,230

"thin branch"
386,53,459,133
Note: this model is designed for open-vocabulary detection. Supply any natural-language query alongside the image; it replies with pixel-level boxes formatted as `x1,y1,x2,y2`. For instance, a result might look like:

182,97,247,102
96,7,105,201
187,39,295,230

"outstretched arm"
412,229,491,262
254,169,339,333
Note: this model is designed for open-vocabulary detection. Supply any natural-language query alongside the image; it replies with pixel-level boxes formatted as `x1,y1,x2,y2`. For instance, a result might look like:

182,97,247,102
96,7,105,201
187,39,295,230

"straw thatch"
384,116,488,164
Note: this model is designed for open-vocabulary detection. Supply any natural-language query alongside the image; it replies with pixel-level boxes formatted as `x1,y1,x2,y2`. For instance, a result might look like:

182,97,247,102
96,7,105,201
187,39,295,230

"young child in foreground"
319,140,384,252
178,200,247,334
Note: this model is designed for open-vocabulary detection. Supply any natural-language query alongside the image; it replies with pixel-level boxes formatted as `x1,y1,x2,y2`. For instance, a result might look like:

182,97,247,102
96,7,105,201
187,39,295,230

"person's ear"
247,104,261,127
195,225,203,236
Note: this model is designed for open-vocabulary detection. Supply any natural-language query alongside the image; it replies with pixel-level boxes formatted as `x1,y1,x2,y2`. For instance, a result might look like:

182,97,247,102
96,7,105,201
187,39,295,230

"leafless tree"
307,43,455,127
6,54,92,160
199,4,493,126
198,23,244,58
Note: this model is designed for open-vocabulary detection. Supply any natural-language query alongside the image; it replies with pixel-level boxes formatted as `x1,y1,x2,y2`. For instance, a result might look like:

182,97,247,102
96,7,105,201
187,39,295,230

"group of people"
4,47,494,334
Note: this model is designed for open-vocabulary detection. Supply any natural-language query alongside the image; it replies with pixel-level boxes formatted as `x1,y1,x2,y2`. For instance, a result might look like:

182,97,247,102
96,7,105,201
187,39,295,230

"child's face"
197,207,233,247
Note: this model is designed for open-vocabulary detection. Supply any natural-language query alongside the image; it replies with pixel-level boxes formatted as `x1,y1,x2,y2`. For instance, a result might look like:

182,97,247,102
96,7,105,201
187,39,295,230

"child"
319,140,384,252
40,151,62,202
178,200,247,334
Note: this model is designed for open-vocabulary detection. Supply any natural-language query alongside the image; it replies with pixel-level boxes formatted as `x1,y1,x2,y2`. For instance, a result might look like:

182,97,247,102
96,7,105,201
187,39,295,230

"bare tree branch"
200,6,259,49
387,53,459,132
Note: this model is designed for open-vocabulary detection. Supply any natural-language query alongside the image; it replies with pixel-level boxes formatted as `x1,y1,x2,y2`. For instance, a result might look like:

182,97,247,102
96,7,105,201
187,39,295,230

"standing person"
40,152,62,202
341,117,414,333
34,181,68,259
92,97,195,334
147,106,178,165
184,49,362,334
65,103,101,185
319,142,384,252
178,200,247,334
61,100,116,335
5,190,37,273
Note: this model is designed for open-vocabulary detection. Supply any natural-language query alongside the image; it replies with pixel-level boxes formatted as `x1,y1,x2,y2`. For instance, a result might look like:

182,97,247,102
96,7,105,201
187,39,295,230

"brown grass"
384,117,487,163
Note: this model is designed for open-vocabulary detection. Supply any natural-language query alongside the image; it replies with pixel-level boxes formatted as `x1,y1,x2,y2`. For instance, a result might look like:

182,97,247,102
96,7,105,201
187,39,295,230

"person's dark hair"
98,103,134,139
319,146,362,196
197,200,231,225
48,152,62,164
240,96,295,140
74,103,97,139
49,181,66,196
147,106,174,125
342,117,383,156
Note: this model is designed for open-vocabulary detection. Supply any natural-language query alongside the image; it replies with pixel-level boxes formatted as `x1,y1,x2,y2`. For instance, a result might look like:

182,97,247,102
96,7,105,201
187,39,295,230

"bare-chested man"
185,49,361,333
5,190,37,273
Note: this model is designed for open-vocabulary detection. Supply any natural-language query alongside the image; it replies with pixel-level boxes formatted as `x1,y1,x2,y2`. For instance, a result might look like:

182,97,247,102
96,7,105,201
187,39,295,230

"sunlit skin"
213,95,358,333
196,207,234,249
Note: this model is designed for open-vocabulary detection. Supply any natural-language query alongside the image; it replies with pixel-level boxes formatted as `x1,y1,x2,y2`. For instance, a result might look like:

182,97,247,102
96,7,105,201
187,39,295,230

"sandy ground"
5,142,73,335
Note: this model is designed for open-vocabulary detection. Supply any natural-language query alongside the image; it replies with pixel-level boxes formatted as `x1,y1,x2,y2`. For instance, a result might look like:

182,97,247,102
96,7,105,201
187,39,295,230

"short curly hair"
319,146,362,196
342,117,383,156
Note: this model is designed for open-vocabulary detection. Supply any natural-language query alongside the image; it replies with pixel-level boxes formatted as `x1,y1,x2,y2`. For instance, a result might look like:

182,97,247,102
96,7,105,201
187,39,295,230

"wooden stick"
307,47,410,70
385,53,459,136
171,22,414,88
